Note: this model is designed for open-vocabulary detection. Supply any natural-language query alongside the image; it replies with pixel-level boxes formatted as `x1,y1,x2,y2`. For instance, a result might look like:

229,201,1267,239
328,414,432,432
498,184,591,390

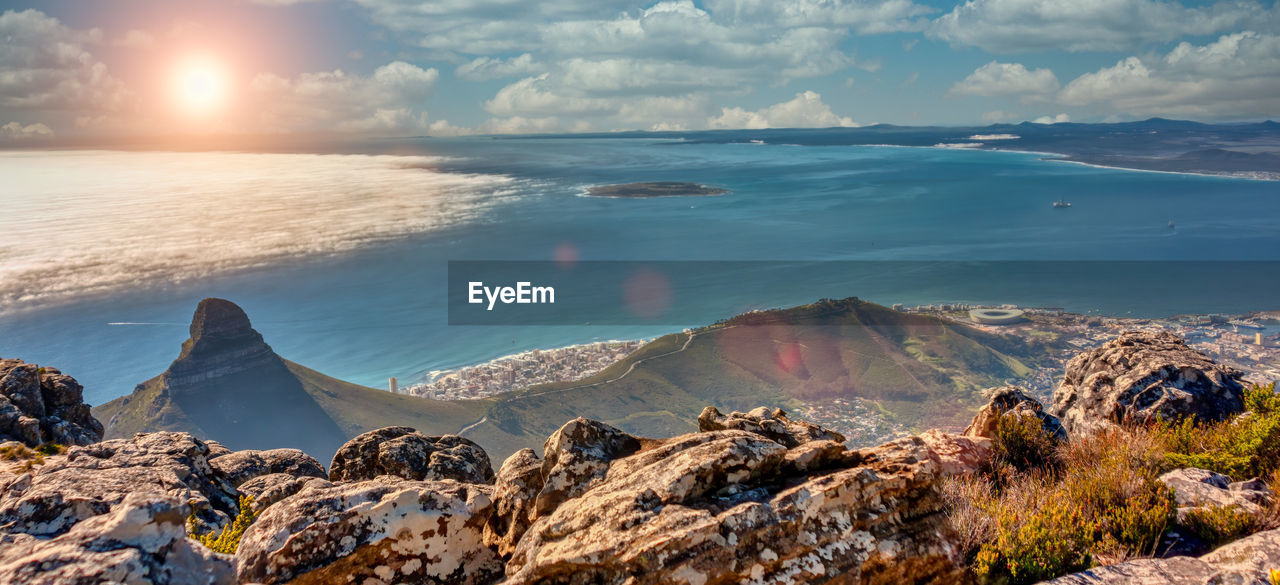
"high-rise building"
389,377,398,393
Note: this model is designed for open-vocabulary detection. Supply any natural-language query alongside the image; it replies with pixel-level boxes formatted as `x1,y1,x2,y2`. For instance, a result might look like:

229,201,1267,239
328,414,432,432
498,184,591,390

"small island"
585,181,728,198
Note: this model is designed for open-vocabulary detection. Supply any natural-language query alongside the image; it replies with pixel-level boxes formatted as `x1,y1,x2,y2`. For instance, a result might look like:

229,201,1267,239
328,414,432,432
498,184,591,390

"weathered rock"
328,426,494,484
236,473,332,514
0,358,103,447
1046,528,1280,584
209,448,326,488
0,492,235,585
965,385,1068,441
699,405,846,447
1050,331,1245,435
535,417,642,517
505,421,986,585
235,476,501,585
164,298,277,388
204,440,233,459
1159,467,1273,516
0,431,238,537
484,448,543,556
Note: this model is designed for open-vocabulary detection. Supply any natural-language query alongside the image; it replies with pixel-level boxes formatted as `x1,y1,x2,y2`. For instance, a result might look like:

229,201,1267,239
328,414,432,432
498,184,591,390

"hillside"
93,298,504,461
465,297,1052,457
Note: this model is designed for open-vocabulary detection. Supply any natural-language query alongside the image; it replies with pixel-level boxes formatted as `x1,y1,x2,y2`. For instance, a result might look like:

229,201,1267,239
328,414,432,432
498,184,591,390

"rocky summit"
0,359,102,447
1050,330,1246,434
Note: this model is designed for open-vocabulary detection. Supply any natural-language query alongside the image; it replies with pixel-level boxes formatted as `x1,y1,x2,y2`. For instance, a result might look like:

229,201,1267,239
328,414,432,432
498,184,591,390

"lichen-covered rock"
698,405,846,447
965,385,1068,441
535,417,641,517
235,476,501,585
1050,331,1245,435
484,448,543,556
0,492,235,585
504,421,984,585
0,359,103,447
235,473,332,514
210,448,326,488
0,431,238,537
328,426,494,484
1046,528,1280,584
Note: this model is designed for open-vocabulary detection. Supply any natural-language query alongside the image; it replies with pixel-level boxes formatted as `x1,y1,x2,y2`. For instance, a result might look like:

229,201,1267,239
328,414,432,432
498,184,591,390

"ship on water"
1053,199,1072,208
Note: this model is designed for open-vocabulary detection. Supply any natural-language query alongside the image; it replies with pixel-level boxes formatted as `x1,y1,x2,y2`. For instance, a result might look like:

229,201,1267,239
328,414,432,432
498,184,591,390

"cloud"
250,61,440,132
1,121,53,139
1032,113,1070,124
356,0,911,130
456,54,544,81
1058,31,1280,119
708,91,857,129
0,9,132,112
478,115,561,134
949,61,1059,98
929,0,1272,53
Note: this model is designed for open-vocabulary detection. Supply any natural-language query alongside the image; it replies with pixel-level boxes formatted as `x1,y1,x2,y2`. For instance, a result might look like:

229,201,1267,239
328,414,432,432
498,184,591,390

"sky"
1,0,1278,141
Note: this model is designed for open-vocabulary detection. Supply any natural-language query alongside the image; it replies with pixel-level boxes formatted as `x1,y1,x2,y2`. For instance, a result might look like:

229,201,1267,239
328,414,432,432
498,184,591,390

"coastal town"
401,340,648,400
399,302,1278,446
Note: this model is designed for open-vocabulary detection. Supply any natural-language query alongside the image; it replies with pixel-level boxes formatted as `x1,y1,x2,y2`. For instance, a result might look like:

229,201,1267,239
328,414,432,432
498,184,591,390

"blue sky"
2,0,1278,140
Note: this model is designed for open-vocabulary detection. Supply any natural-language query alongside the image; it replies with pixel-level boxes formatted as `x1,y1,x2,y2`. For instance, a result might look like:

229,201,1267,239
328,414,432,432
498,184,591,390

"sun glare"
172,57,229,117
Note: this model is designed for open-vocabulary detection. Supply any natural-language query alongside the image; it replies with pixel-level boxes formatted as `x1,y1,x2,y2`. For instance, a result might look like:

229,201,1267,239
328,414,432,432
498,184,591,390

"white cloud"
250,61,440,133
1058,31,1280,119
456,54,544,81
929,0,1272,53
0,10,132,112
708,91,858,129
1032,113,1070,124
701,0,933,34
949,61,1059,98
1,121,53,139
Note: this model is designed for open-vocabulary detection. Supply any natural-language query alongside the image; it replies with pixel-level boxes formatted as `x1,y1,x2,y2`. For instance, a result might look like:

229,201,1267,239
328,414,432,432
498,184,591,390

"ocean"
1,137,1278,404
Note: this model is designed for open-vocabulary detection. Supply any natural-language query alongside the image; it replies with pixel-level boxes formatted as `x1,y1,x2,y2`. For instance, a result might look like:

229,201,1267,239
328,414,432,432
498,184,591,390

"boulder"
965,385,1068,441
535,417,641,517
209,448,326,488
328,426,494,484
698,405,846,447
1046,528,1280,584
1050,331,1246,434
235,476,502,585
0,492,234,585
504,417,987,584
0,431,238,537
0,359,103,447
235,473,332,515
1159,467,1273,517
484,448,543,557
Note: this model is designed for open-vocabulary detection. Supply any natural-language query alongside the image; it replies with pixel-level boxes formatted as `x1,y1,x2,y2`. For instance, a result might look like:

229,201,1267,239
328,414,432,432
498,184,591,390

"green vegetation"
948,385,1280,584
1157,383,1280,479
1182,504,1259,548
189,496,258,554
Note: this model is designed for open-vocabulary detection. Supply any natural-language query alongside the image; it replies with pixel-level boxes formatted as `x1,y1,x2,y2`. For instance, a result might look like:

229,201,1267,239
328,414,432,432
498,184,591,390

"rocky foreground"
0,330,1278,584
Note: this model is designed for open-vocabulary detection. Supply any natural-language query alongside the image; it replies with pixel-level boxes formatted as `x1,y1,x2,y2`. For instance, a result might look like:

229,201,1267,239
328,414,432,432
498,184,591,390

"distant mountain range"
95,297,1054,462
518,118,1280,178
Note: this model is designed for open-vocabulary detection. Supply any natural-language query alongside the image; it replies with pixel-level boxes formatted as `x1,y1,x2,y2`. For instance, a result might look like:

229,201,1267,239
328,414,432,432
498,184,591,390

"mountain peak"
169,298,275,386
189,297,255,342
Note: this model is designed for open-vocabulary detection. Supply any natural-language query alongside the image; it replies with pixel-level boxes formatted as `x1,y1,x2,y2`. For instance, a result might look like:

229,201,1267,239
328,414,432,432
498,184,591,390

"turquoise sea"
1,137,1278,404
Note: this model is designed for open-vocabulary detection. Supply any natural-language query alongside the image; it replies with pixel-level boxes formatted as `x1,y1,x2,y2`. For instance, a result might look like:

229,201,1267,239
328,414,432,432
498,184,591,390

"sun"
172,57,229,117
